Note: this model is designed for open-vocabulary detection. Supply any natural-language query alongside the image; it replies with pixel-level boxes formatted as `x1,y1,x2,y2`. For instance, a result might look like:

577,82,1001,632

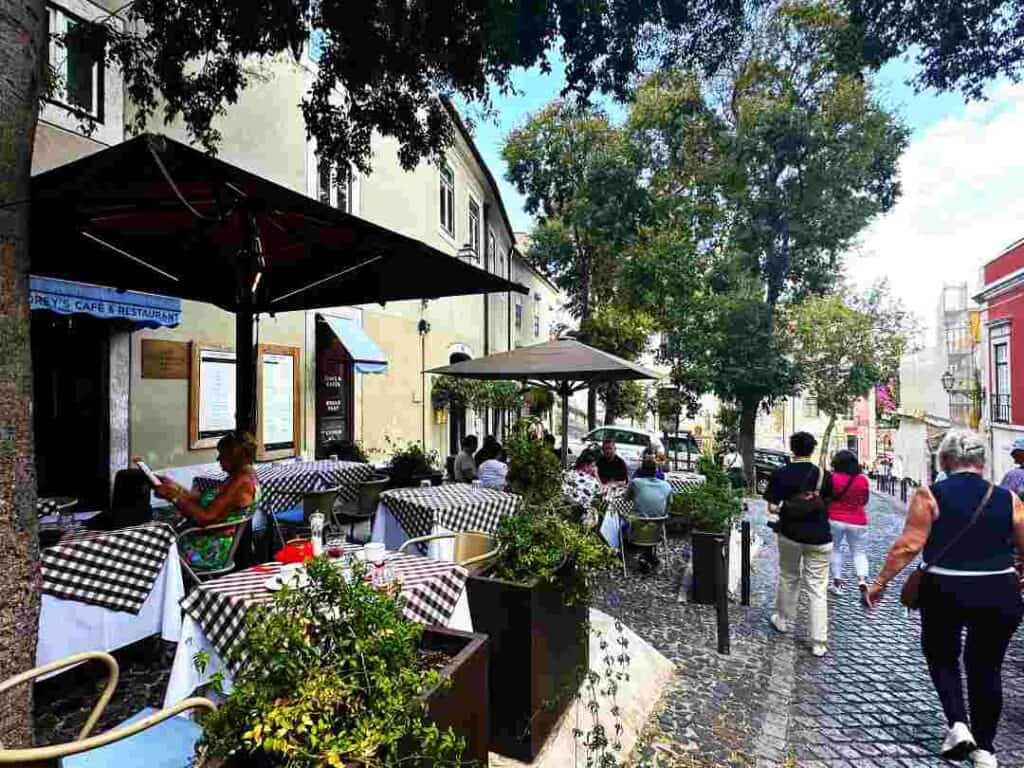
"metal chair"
398,530,499,572
332,476,389,543
272,487,341,548
620,514,668,576
177,514,254,587
0,651,213,767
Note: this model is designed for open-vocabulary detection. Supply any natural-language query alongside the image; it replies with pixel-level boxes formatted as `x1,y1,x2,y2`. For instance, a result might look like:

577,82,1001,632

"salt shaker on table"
310,512,325,557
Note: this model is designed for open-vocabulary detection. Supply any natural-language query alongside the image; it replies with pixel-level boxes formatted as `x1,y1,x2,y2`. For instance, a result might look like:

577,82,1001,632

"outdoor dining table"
370,484,521,561
163,542,473,706
600,472,706,550
36,521,185,671
193,459,376,530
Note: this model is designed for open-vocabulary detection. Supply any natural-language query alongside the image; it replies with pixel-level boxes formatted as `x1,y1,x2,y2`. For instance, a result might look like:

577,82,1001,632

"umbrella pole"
560,382,570,469
236,307,257,436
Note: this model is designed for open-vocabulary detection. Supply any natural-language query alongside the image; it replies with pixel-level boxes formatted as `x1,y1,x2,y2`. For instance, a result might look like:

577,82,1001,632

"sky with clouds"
457,56,1024,338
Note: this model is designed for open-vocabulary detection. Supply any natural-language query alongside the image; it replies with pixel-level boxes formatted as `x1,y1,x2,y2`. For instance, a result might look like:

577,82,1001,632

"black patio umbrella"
426,338,661,466
29,133,527,432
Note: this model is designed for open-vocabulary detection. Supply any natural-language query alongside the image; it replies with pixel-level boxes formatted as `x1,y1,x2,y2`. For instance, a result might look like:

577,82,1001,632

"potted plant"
467,511,614,761
677,463,743,605
524,386,554,417
196,556,488,767
386,441,442,488
504,428,564,508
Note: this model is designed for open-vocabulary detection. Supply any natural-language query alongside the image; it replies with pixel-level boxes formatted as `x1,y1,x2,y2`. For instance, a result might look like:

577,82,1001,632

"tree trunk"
0,0,45,746
587,386,597,431
738,398,758,491
819,412,837,468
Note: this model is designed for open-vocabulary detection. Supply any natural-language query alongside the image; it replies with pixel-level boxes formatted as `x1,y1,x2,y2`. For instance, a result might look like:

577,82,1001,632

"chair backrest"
453,531,496,564
303,488,340,521
625,515,666,546
109,469,153,528
358,476,390,515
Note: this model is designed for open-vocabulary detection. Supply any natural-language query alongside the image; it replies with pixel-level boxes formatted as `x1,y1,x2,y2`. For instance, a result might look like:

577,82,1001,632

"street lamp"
941,369,955,394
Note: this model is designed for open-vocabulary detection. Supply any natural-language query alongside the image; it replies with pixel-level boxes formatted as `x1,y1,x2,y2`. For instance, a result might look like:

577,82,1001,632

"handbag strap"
921,481,993,573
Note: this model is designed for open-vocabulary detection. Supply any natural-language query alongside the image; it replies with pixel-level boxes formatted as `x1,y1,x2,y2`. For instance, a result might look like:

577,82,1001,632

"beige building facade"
29,4,564,505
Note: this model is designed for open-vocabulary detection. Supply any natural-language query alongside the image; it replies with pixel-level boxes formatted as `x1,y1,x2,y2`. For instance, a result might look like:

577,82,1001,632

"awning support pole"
236,307,256,435
560,382,571,469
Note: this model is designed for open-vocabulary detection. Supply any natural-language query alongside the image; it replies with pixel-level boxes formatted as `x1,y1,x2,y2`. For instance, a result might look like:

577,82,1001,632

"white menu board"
198,349,236,438
261,352,294,449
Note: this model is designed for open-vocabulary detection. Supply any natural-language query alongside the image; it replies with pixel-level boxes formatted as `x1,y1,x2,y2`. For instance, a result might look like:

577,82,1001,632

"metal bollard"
741,520,751,606
715,541,730,655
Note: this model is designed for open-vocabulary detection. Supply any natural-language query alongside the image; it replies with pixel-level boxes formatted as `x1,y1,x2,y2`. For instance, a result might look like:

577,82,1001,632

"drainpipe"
483,203,491,358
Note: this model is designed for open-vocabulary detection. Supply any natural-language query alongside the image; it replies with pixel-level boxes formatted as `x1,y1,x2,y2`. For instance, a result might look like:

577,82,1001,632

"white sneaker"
942,722,977,760
811,642,827,657
770,613,788,633
971,749,998,767
828,581,844,596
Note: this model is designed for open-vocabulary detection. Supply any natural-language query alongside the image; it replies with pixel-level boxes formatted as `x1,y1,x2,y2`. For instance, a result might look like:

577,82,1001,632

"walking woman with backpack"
828,450,872,596
764,431,835,657
865,431,1024,767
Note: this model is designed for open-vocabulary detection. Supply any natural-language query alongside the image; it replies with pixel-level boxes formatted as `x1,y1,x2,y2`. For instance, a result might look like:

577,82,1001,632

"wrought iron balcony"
991,394,1012,424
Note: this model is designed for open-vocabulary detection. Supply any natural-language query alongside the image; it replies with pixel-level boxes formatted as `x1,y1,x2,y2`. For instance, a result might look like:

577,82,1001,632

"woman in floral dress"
154,432,260,571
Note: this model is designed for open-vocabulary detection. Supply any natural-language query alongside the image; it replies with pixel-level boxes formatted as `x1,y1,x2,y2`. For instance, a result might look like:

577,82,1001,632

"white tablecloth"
162,565,472,707
370,502,458,561
36,541,184,670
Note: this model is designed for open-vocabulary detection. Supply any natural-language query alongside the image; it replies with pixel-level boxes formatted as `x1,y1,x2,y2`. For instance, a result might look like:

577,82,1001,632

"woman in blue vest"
865,431,1024,768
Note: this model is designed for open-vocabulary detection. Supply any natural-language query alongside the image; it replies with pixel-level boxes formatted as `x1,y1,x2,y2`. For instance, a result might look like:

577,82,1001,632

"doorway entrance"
448,352,470,455
31,313,110,509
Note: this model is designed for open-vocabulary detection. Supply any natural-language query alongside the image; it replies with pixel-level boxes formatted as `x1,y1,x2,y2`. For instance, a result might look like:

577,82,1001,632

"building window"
47,5,104,119
316,159,353,213
487,229,496,271
533,295,541,337
439,165,455,236
993,341,1011,423
802,395,818,418
468,199,481,257
514,297,523,331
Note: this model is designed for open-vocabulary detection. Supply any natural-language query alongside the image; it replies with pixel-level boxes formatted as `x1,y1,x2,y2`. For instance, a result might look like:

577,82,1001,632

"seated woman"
623,454,674,570
478,448,509,490
153,432,260,572
563,448,603,525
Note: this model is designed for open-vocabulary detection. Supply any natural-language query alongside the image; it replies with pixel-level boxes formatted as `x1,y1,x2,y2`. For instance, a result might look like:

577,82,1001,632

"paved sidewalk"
594,492,1024,767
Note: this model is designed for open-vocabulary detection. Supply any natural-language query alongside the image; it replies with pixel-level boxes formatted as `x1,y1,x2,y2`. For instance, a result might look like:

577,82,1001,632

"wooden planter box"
466,564,588,762
214,626,488,768
691,529,730,605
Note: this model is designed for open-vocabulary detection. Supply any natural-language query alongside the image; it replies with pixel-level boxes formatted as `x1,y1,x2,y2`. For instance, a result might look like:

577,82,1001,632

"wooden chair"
0,652,213,767
398,530,499,572
177,514,254,587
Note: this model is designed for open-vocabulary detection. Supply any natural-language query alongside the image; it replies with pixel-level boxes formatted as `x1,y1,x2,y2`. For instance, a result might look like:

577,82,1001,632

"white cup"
363,542,386,564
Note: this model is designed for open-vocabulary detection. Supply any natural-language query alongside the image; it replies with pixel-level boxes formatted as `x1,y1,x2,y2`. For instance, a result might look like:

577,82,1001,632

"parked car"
754,448,790,494
566,425,665,474
663,432,703,471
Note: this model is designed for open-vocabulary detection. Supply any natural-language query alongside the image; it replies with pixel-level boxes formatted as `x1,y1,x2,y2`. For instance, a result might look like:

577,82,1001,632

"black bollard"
741,520,751,606
716,541,730,654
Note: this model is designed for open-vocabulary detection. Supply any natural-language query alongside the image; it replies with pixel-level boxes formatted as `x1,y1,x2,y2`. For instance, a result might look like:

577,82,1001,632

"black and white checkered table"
194,460,375,516
606,472,706,517
178,543,468,672
379,484,520,542
41,522,178,614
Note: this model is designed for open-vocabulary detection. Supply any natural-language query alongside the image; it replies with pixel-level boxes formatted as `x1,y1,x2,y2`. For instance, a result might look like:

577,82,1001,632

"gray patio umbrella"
426,338,661,467
29,133,527,433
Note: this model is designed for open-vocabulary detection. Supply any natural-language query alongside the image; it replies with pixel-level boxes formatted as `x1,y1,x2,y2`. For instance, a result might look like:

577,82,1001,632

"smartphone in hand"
135,460,161,487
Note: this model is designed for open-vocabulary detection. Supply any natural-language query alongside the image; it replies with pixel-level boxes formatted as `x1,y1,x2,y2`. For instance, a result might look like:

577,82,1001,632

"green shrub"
505,427,563,507
197,557,465,767
670,477,742,534
388,440,440,484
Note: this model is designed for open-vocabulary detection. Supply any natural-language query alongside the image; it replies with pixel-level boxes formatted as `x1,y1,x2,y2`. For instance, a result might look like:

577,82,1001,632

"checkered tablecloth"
194,460,375,515
379,484,520,541
180,543,468,670
41,522,178,614
607,472,706,517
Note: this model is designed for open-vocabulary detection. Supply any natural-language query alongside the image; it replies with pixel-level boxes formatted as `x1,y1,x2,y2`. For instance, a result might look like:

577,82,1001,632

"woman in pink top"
827,449,872,596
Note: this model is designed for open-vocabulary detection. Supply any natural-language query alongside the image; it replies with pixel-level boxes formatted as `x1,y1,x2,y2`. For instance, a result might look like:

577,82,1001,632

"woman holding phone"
149,431,260,571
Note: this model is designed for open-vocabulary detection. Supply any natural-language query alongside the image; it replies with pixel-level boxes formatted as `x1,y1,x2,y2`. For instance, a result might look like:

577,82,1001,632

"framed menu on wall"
257,344,302,461
189,344,236,449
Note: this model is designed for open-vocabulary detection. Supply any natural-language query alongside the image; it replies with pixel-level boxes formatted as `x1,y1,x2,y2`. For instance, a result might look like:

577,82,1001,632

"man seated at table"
151,431,260,572
623,454,673,570
597,439,629,484
453,435,479,482
634,449,666,480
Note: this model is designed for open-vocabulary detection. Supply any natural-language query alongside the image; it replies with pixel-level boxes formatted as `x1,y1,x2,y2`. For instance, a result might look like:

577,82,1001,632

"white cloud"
851,82,1024,336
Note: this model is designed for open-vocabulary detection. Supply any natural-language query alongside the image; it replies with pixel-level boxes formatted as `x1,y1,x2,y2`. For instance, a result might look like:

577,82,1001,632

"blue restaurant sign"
29,276,182,329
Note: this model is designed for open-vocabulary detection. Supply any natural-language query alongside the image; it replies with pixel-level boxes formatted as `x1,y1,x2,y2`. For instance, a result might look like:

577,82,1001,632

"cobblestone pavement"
593,492,1024,767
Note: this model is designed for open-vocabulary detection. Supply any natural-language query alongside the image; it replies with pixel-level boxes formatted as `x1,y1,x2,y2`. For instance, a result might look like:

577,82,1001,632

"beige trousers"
775,534,833,644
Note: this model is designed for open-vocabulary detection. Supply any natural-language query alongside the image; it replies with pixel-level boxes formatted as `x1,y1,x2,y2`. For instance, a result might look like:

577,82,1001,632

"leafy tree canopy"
845,0,1024,100
92,0,755,174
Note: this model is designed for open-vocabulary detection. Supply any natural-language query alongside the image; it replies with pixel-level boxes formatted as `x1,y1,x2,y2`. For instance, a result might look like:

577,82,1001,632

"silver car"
566,426,665,474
